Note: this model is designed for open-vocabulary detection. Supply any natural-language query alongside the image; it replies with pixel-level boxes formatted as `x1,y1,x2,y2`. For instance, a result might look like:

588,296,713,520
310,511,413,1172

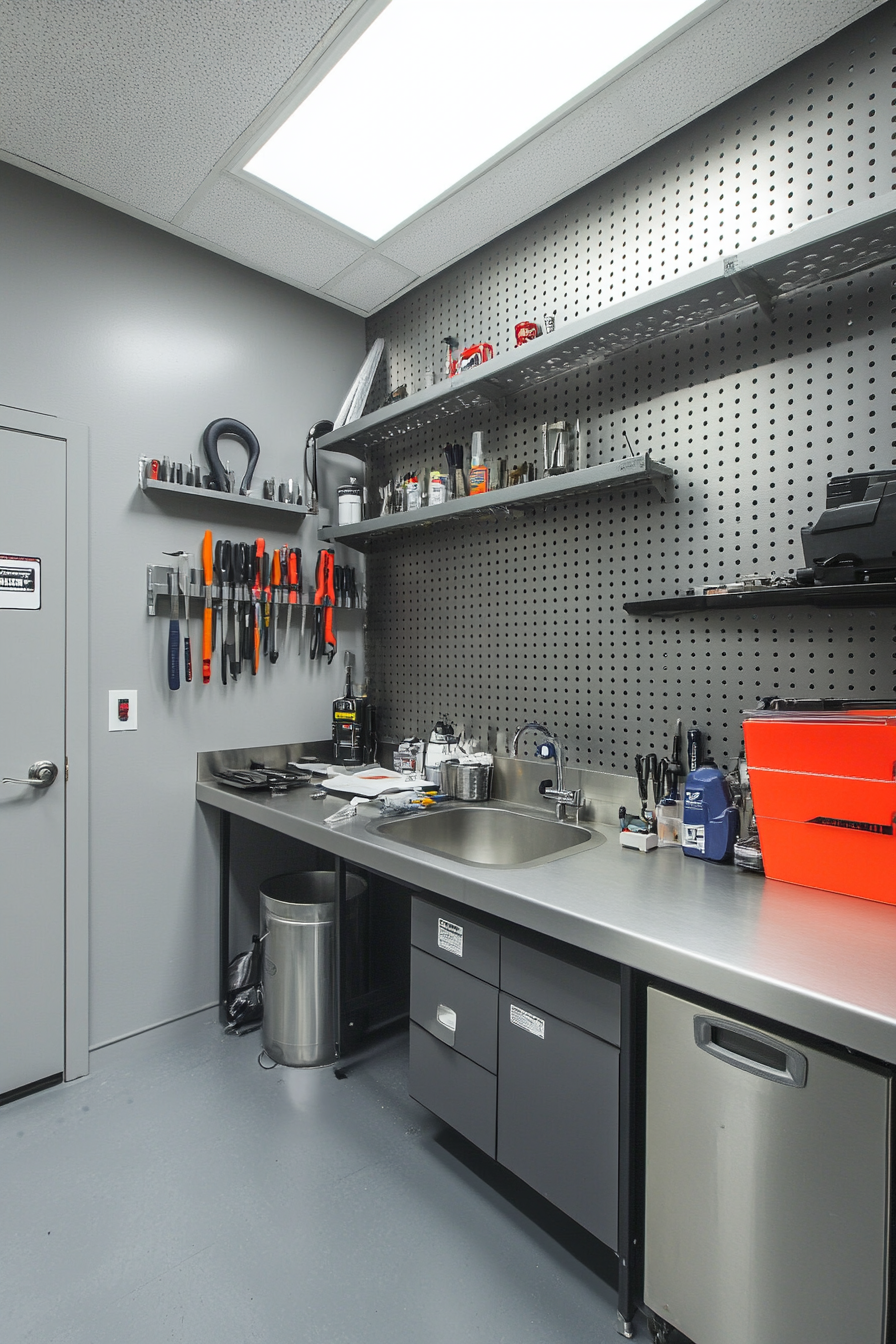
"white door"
0,426,67,1098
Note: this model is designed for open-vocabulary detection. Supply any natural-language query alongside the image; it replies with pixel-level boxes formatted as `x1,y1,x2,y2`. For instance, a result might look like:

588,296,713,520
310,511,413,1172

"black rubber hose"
201,418,261,496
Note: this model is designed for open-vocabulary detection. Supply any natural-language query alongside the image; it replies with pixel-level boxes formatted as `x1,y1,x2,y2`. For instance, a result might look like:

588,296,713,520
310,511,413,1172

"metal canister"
260,870,367,1067
455,760,492,801
337,479,363,526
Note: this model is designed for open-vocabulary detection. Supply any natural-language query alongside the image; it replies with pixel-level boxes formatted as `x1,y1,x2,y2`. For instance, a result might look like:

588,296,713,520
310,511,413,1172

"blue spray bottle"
682,765,739,862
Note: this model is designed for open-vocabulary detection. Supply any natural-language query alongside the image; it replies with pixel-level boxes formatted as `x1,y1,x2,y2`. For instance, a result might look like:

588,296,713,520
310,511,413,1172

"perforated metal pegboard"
361,5,896,772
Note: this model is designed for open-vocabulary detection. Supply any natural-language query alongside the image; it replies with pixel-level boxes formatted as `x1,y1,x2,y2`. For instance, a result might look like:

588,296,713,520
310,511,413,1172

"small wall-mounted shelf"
319,455,672,551
624,582,896,616
317,195,896,458
140,477,308,524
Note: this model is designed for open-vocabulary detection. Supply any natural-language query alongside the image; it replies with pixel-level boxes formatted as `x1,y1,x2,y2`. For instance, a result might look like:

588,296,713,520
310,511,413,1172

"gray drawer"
500,937,620,1045
411,897,499,985
497,992,619,1247
409,1022,497,1157
410,947,498,1072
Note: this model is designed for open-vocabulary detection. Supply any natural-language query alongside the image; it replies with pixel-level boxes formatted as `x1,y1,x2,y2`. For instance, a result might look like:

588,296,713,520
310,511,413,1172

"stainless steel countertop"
197,777,896,1064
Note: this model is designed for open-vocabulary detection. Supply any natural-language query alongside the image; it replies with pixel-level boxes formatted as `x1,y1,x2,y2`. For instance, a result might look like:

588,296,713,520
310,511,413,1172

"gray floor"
1,1011,627,1344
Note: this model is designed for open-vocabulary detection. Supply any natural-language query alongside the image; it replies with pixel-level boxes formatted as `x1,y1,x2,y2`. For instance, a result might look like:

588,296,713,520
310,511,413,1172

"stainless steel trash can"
260,870,367,1067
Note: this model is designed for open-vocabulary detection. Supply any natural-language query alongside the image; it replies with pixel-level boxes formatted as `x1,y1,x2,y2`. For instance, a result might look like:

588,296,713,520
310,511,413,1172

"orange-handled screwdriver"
201,530,213,684
270,548,282,664
252,537,264,674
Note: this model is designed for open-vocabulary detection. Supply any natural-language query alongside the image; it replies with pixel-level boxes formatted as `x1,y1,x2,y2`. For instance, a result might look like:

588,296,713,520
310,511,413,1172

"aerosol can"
332,653,375,765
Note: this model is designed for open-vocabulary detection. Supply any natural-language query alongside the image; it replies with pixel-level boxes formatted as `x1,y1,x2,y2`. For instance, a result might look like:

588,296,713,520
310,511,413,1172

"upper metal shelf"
319,455,672,551
317,195,896,457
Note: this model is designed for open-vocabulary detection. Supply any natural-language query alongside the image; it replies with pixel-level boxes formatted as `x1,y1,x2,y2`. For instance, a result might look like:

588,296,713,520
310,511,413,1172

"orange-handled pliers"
201,530,213,684
311,548,336,663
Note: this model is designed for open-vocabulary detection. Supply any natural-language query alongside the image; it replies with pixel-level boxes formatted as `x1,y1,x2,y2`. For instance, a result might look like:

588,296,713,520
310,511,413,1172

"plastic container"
743,701,896,904
260,870,367,1066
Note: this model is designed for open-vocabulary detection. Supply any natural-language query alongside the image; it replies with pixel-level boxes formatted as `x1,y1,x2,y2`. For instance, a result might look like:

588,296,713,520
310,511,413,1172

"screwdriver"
262,549,272,656
252,538,264,674
166,567,181,690
219,540,233,685
270,548,282,663
164,550,191,682
181,553,192,682
201,530,213,684
284,548,297,649
214,540,226,682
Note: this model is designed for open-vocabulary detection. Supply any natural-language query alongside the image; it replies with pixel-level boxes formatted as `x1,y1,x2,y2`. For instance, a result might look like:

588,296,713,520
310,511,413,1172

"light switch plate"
109,689,138,731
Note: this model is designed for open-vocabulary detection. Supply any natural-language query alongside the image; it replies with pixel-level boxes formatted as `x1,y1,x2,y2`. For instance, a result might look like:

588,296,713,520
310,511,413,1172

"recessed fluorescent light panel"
244,0,707,242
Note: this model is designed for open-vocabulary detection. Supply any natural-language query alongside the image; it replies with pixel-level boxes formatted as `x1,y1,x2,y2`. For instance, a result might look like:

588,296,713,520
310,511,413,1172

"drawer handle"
436,1004,457,1033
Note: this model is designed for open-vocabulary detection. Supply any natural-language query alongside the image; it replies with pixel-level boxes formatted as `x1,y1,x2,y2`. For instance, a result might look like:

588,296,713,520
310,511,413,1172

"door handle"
2,761,59,790
694,1014,807,1087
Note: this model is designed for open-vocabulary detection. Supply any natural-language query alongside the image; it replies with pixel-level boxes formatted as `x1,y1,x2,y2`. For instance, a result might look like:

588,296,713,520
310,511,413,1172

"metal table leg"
218,810,231,1026
616,964,645,1337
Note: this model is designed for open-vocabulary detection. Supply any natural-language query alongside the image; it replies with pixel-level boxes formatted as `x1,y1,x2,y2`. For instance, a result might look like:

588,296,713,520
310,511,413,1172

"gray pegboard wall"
359,4,896,773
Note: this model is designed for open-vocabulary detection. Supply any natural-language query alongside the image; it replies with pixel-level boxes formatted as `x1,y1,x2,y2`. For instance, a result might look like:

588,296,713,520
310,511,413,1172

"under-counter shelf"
624,582,896,616
317,196,896,457
319,455,672,550
140,477,308,524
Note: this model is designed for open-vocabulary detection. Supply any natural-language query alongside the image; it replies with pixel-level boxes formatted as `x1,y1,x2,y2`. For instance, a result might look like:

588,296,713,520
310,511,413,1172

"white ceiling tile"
180,175,366,290
0,0,353,219
323,253,418,312
378,0,882,281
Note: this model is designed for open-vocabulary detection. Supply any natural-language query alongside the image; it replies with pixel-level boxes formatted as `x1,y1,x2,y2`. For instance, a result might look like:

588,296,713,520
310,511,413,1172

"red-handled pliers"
311,548,336,663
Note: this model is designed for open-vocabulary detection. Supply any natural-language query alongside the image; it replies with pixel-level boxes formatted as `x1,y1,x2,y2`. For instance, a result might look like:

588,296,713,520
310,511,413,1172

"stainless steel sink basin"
368,803,604,868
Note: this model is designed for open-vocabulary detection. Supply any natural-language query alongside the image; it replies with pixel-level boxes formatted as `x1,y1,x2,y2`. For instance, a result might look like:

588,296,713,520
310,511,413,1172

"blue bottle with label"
682,766,739,862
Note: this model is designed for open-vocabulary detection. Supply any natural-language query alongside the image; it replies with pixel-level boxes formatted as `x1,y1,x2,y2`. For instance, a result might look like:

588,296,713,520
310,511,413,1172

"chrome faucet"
511,722,583,823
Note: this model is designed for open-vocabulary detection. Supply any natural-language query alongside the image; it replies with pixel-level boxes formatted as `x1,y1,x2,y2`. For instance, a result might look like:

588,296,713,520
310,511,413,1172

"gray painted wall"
0,162,366,1047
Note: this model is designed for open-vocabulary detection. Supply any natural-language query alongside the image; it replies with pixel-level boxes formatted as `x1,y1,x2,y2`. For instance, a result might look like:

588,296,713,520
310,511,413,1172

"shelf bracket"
723,256,776,323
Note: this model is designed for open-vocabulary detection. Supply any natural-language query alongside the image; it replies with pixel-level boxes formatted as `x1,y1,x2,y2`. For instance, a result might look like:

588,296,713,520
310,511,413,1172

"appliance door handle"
436,1004,457,1035
694,1015,807,1087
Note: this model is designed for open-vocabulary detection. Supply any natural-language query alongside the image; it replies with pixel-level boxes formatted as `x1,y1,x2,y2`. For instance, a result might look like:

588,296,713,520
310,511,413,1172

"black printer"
799,468,896,584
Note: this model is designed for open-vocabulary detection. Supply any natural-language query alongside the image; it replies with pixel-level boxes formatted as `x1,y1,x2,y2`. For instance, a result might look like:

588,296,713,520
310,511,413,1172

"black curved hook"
201,418,261,496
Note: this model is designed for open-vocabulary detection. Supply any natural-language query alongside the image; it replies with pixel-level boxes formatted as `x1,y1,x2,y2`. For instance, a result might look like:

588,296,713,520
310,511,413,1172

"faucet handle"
538,779,555,797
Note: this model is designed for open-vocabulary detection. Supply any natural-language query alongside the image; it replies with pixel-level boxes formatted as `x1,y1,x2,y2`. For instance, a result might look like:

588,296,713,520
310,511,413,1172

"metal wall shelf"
624,583,896,616
141,477,308,524
318,455,672,551
317,195,896,457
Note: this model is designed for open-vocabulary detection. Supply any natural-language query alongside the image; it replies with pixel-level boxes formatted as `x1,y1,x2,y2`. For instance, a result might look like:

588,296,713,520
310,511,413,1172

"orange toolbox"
743,699,896,906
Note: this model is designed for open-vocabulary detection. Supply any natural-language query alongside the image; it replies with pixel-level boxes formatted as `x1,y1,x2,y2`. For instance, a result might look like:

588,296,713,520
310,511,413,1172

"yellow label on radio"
334,711,356,720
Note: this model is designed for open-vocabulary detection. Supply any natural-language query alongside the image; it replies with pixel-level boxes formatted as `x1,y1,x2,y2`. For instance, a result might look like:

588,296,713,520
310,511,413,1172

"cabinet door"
497,992,619,1247
409,1023,497,1157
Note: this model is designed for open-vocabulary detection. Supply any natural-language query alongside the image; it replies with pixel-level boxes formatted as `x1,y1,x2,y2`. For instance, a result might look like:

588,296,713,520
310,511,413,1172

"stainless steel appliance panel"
644,986,891,1344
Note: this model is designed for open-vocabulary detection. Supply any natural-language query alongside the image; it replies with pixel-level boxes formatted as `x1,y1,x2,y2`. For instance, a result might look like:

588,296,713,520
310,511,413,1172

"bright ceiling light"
244,0,709,242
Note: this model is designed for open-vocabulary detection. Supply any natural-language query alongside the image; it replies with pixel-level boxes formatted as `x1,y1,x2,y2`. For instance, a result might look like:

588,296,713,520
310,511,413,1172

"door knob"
2,761,59,789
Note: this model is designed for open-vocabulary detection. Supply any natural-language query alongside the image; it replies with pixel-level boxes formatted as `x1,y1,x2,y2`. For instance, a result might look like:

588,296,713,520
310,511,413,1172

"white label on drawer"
437,918,463,957
510,1004,545,1038
683,823,705,852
